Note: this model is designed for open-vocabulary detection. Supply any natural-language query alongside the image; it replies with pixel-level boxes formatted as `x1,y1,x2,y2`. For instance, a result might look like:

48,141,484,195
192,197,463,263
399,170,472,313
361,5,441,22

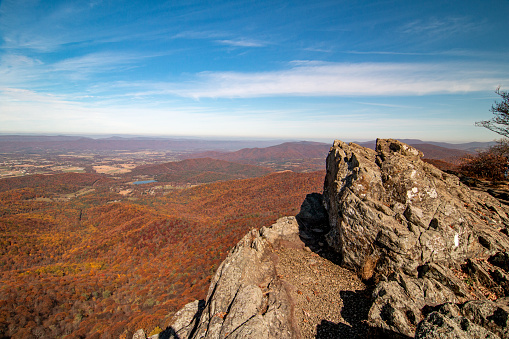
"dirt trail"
275,245,372,338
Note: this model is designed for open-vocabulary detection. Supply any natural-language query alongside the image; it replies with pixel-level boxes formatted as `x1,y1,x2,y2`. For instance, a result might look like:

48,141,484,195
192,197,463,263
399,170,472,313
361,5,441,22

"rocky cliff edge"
136,139,509,339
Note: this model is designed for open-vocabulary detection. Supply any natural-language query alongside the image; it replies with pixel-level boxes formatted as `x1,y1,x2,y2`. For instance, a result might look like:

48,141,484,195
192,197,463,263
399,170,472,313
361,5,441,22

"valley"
0,137,327,338
0,135,486,338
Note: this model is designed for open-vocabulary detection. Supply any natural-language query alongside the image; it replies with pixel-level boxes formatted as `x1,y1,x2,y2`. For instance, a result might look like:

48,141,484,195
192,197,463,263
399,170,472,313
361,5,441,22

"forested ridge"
129,158,273,183
0,170,324,338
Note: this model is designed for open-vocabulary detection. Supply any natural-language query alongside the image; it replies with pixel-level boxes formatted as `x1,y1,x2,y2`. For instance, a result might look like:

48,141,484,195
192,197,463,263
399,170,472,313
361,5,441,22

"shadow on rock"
155,327,179,339
296,193,341,264
315,289,375,338
157,300,205,339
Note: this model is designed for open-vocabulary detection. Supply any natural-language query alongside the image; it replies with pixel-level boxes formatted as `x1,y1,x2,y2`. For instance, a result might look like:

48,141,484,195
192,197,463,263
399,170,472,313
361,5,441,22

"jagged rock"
162,300,204,339
323,139,509,337
415,298,509,339
461,298,509,338
295,193,332,256
296,193,329,233
489,252,509,272
415,303,499,339
164,217,301,339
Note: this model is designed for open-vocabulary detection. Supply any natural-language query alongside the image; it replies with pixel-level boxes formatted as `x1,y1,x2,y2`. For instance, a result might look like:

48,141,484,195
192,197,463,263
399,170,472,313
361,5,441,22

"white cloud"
0,54,46,87
215,39,265,47
356,102,422,109
345,51,430,56
0,51,163,89
0,85,498,142
51,52,146,75
401,16,480,37
169,61,509,99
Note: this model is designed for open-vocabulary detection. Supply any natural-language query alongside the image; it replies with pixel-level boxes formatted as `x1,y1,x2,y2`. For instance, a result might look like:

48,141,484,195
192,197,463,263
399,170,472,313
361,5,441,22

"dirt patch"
93,165,132,174
275,246,372,338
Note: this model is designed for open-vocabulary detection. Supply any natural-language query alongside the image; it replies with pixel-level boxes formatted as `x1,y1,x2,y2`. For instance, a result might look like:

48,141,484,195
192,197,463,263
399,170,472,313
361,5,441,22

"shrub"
460,148,508,180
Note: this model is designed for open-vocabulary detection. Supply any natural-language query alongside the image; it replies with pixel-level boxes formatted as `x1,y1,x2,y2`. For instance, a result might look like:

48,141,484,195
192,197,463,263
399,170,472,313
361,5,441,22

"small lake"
132,180,157,185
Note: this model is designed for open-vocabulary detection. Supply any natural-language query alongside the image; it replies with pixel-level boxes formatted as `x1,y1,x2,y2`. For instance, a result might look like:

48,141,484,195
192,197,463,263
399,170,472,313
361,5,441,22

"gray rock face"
323,139,509,337
415,298,509,339
415,303,499,339
164,217,301,339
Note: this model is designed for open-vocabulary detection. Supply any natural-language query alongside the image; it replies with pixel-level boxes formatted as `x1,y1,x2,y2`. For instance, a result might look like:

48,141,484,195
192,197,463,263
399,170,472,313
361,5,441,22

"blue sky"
1,0,508,142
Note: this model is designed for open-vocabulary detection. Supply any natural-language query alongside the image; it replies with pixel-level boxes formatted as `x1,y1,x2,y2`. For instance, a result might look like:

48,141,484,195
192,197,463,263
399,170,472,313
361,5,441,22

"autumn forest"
0,135,482,338
0,138,327,339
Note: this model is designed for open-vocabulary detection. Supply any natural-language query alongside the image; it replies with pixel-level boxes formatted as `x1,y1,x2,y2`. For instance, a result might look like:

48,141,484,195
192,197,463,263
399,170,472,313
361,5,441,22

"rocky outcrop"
156,214,369,339
138,139,509,339
323,139,509,337
159,217,301,339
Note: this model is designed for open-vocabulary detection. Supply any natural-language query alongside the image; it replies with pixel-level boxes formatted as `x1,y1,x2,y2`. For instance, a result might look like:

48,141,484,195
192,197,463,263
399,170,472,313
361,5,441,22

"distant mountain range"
383,139,496,152
0,135,495,169
0,135,495,153
354,140,473,165
0,135,283,152
181,141,330,172
354,139,495,152
183,139,488,170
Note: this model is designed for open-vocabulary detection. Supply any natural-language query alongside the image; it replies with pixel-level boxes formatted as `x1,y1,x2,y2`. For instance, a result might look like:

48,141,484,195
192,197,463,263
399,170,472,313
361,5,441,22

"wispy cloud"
345,51,431,56
0,54,45,87
215,39,265,47
171,30,227,40
0,85,477,141
401,16,480,37
347,49,509,59
0,0,96,51
168,61,509,99
51,52,151,76
0,51,164,89
356,102,422,109
303,44,333,53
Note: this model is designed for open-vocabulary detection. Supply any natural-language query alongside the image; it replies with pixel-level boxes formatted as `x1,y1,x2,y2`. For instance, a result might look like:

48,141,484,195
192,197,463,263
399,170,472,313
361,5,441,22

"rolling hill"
182,141,331,172
128,158,273,184
182,139,475,172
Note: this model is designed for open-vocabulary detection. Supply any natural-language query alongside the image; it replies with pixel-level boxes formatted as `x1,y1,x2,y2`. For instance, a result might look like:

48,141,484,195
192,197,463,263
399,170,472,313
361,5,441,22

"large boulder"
323,139,509,337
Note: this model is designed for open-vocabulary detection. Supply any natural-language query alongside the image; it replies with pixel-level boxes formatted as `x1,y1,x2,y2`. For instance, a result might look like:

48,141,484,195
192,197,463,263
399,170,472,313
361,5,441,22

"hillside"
355,140,471,171
128,158,273,184
407,143,469,164
0,170,324,338
182,141,331,172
